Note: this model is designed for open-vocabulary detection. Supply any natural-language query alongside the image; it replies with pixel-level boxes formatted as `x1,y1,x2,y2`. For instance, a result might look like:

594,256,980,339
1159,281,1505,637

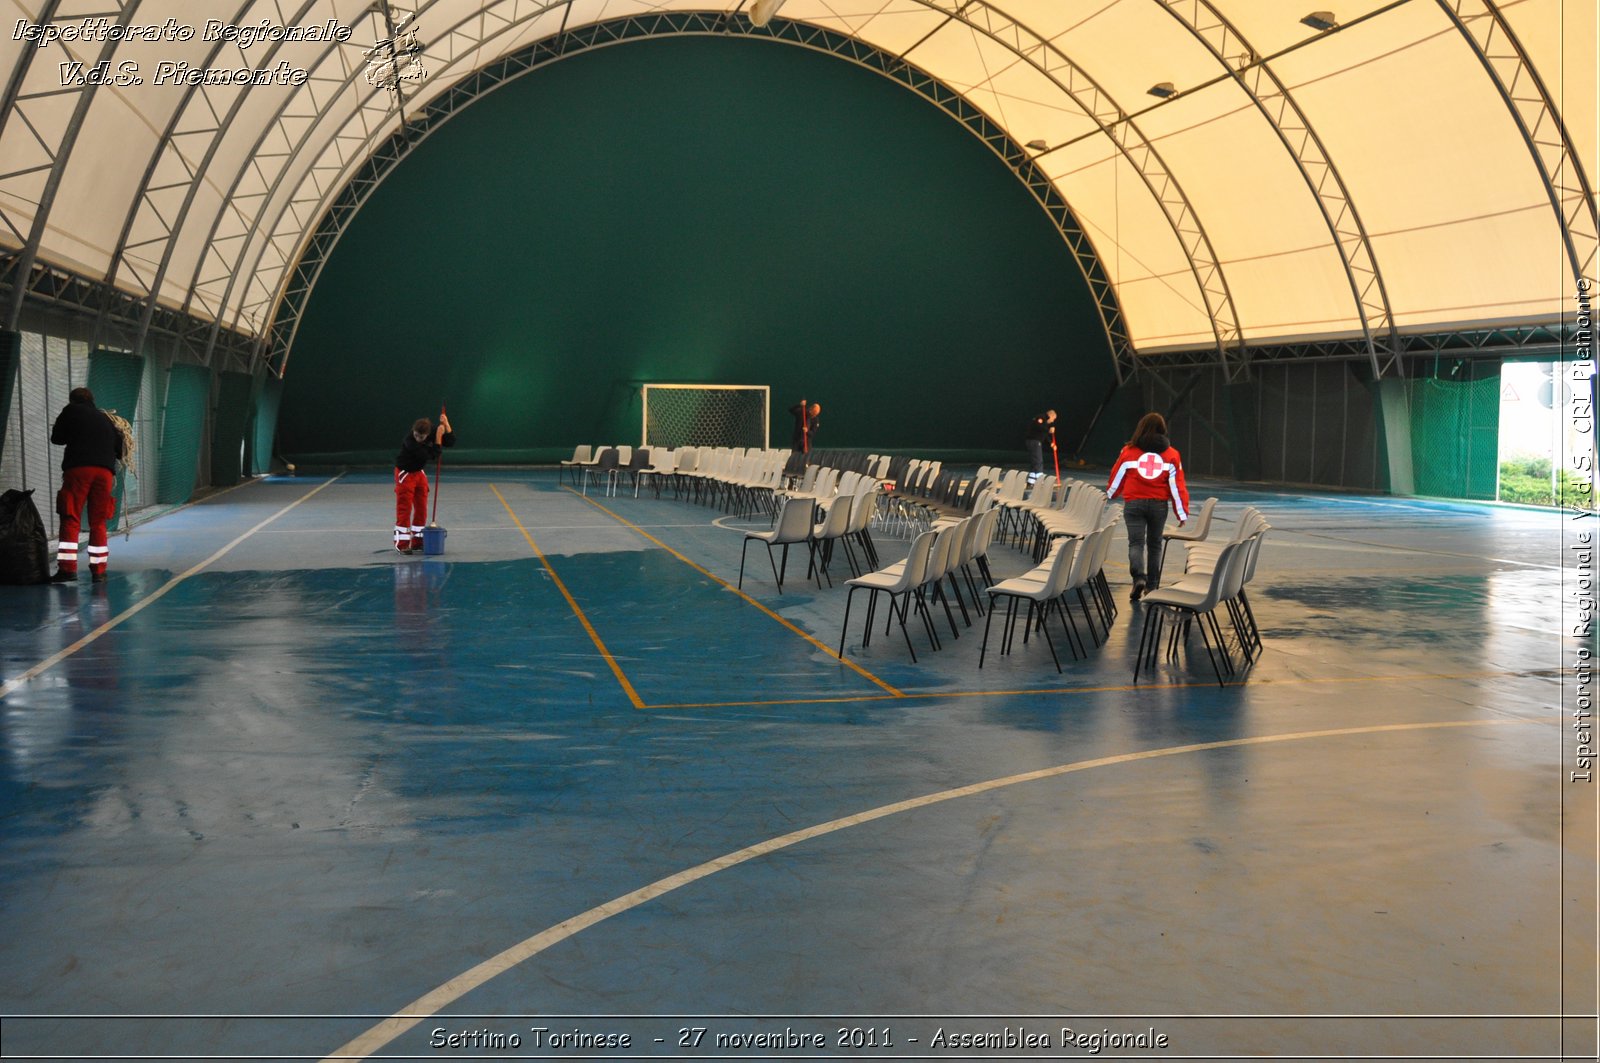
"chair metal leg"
946,573,971,627
1035,600,1062,673
1000,597,1022,655
762,541,786,593
1195,609,1229,686
960,563,986,616
979,595,1000,667
912,588,941,651
932,582,960,639
1058,597,1088,660
880,591,914,661
838,586,858,658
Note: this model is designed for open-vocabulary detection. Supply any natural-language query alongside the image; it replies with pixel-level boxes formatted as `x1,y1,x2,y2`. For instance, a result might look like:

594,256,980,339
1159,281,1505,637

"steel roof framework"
0,0,1593,381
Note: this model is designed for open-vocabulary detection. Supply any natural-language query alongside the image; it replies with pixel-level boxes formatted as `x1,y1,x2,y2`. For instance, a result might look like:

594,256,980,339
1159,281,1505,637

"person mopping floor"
393,409,454,554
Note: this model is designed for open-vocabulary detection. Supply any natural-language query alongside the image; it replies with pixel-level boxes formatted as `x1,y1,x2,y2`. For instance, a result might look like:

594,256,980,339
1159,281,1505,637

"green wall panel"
1409,361,1501,501
157,364,210,505
280,36,1109,465
85,349,144,521
250,373,283,475
211,371,253,487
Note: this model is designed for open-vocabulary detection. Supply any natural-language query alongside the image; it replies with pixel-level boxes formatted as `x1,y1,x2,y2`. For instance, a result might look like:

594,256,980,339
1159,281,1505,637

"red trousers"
394,468,429,550
57,466,115,574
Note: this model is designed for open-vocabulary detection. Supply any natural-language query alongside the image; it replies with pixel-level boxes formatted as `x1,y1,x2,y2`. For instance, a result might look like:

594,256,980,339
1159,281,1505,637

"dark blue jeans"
1123,497,1170,588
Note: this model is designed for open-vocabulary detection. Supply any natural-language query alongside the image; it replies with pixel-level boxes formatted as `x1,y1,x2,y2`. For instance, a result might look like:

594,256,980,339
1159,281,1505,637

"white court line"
0,476,341,703
322,716,1537,1061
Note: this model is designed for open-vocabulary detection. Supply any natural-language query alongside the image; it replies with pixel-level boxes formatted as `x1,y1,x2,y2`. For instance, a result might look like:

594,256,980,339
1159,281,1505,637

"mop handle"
430,403,446,524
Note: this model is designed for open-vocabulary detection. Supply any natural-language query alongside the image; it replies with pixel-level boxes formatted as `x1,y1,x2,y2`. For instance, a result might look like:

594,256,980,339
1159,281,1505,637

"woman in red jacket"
1107,411,1189,601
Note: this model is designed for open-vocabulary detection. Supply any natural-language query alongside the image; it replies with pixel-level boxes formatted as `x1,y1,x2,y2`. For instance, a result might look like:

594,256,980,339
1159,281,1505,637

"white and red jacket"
1107,436,1190,522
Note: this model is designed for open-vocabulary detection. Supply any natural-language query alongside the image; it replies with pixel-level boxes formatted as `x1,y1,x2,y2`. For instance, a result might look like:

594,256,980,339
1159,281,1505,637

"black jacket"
51,401,123,472
1026,415,1057,444
395,428,455,472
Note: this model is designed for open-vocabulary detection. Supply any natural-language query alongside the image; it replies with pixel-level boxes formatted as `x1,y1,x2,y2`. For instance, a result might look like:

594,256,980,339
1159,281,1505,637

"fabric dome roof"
1,0,1594,376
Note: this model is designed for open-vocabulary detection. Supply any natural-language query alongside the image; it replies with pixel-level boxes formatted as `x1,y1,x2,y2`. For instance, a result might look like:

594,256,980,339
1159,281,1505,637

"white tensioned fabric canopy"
0,0,1594,375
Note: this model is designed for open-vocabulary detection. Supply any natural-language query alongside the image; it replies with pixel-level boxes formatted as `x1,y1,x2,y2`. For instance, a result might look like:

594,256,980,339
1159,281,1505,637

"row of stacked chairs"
738,480,885,594
836,509,1003,663
871,457,1010,537
560,444,795,516
559,444,654,495
972,469,1109,560
979,516,1122,673
1135,505,1270,686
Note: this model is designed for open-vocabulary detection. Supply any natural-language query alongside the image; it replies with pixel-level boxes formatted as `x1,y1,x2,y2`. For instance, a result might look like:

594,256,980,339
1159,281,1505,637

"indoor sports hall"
0,2,1595,1062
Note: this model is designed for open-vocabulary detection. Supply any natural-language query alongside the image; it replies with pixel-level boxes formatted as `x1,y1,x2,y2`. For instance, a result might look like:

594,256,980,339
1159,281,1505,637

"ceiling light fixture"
1300,11,1339,31
1147,82,1176,98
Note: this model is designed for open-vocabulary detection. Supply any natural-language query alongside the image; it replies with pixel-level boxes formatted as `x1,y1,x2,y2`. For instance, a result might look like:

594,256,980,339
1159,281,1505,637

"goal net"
641,384,770,450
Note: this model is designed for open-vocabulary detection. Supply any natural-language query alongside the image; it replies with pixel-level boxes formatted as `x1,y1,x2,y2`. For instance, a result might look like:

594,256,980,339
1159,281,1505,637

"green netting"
0,330,18,465
250,373,283,475
157,364,210,505
86,349,146,521
1409,362,1501,500
210,371,253,487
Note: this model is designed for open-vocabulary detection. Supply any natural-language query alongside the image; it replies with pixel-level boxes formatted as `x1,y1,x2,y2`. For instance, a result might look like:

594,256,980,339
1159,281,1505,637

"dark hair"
412,418,432,436
69,387,95,406
1128,411,1167,446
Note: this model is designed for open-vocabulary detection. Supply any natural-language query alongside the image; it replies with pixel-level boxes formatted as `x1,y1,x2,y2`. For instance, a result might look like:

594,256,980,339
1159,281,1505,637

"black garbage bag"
0,488,51,585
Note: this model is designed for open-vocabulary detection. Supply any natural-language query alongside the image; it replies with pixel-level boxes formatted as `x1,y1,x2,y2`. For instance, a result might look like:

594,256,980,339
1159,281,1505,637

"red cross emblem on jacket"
1135,452,1168,480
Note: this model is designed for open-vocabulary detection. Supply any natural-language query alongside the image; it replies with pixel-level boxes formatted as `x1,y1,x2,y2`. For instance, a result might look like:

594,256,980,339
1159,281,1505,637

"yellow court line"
1,475,342,703
565,487,905,698
320,716,1538,1062
644,667,1565,711
490,484,645,710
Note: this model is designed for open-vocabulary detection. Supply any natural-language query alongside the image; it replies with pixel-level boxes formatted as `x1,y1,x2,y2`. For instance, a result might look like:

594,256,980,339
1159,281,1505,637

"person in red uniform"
49,387,124,583
394,412,454,553
789,400,820,453
1106,411,1189,601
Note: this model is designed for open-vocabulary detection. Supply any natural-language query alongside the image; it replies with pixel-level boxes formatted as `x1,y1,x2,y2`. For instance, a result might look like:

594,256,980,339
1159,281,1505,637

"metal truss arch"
104,0,324,369
0,0,62,151
1,1,142,331
183,4,401,367
909,0,1244,376
249,10,1139,380
1435,0,1599,297
1138,320,1580,371
1153,0,1402,379
92,0,256,359
257,3,1244,383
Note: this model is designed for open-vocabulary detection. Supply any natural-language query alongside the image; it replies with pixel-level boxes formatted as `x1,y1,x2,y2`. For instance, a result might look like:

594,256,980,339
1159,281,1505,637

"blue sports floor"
0,468,1594,1062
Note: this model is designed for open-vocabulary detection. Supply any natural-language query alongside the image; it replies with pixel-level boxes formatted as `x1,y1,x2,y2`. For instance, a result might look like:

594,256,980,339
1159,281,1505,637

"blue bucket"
422,525,447,555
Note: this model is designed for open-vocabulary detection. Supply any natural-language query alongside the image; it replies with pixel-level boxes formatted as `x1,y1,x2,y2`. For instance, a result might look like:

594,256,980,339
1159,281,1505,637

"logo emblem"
364,10,426,96
1135,452,1167,480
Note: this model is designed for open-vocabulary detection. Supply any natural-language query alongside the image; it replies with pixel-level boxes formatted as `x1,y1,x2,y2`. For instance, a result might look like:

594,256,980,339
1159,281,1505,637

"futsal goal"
641,384,770,450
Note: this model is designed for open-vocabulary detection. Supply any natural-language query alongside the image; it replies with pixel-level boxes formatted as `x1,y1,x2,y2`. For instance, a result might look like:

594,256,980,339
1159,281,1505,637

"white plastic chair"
560,444,592,485
980,538,1078,672
1161,496,1217,568
838,530,939,662
1135,538,1250,687
807,493,854,587
739,495,815,593
636,448,678,497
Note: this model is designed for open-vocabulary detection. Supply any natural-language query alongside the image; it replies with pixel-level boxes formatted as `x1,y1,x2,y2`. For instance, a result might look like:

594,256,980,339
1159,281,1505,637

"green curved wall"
279,35,1111,465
